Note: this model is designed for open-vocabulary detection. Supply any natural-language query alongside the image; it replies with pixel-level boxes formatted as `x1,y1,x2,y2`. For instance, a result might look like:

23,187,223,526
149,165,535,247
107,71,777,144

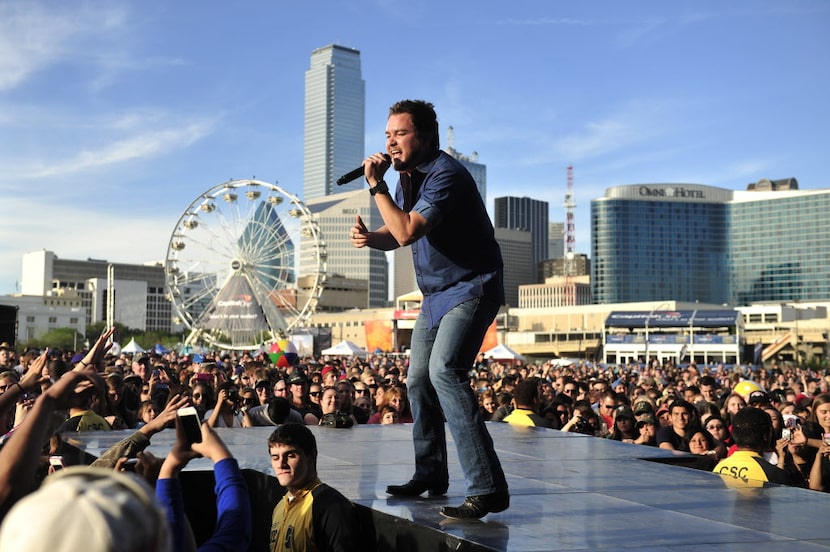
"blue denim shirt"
395,151,504,329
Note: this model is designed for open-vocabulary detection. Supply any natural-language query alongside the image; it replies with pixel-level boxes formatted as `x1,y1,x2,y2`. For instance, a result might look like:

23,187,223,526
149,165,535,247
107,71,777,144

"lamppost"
793,301,800,366
644,302,671,367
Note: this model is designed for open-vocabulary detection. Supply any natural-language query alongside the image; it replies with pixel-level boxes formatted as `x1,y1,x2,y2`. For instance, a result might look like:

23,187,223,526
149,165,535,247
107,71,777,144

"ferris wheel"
165,179,326,350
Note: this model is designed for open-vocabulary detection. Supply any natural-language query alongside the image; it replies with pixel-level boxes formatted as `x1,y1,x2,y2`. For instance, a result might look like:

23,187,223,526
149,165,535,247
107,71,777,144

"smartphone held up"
177,406,203,445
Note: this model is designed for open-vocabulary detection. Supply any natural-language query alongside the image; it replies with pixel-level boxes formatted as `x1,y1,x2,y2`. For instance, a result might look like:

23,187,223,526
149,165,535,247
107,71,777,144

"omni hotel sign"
638,185,705,199
605,184,734,203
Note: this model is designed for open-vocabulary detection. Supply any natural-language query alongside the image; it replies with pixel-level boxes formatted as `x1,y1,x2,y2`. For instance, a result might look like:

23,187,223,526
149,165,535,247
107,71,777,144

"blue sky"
1,0,828,295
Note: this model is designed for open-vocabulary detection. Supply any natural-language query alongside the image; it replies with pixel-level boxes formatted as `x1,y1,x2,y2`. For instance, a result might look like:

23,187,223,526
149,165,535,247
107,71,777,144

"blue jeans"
407,297,508,496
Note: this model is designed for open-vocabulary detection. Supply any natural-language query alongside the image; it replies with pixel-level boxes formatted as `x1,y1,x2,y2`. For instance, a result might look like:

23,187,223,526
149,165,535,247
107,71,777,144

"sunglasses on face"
309,391,322,398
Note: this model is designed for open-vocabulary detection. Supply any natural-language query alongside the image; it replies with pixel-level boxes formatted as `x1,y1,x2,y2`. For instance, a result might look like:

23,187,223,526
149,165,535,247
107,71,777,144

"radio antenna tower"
563,165,576,276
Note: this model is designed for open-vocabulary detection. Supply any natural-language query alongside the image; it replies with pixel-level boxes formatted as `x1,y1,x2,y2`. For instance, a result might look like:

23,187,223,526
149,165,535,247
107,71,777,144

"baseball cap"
321,365,336,379
633,401,654,415
748,390,770,406
636,413,656,427
615,406,635,420
0,467,170,552
287,373,307,385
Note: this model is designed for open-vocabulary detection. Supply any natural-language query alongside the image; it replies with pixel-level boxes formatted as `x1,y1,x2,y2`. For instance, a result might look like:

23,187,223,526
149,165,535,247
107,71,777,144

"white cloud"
0,1,128,91
552,98,684,162
9,120,215,180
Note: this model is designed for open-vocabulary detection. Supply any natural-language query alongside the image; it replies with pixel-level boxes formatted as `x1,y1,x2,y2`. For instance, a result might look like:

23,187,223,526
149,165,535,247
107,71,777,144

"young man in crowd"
267,424,358,551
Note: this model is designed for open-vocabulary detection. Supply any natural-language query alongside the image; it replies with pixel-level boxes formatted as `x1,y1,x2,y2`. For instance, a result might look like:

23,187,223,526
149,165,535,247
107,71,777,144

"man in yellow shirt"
503,379,552,428
268,424,358,551
713,407,793,489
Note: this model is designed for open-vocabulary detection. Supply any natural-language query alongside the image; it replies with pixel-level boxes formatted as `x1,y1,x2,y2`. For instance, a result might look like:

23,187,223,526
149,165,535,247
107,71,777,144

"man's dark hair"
599,389,618,404
501,374,518,387
389,100,440,152
669,399,694,416
512,378,539,408
699,375,716,387
268,423,317,459
47,359,70,382
267,397,292,424
731,407,772,450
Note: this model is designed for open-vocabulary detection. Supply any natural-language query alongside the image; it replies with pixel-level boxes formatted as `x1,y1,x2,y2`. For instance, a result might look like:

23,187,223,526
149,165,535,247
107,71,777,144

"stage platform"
64,423,830,551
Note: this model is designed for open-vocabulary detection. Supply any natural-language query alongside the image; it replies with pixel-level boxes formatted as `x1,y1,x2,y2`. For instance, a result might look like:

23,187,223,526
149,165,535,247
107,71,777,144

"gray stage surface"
65,423,830,551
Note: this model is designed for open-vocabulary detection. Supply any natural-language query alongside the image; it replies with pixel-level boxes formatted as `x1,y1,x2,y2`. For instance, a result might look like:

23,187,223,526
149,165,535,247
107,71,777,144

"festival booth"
482,343,526,364
321,340,369,358
121,338,145,354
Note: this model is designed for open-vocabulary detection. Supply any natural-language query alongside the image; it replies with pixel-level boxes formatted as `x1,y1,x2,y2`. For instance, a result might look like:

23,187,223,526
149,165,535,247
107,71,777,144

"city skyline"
1,0,828,295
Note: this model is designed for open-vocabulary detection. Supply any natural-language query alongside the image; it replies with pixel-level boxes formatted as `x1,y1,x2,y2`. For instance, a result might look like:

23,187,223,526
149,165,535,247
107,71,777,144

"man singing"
351,99,509,519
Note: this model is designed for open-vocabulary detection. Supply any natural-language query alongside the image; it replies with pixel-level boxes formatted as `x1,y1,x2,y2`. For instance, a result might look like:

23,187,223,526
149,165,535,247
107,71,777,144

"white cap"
0,467,171,552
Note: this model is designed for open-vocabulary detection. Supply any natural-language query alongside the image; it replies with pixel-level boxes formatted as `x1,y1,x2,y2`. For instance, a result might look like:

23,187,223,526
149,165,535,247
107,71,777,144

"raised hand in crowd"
74,327,116,372
155,415,251,552
0,353,107,518
91,393,191,470
0,349,50,426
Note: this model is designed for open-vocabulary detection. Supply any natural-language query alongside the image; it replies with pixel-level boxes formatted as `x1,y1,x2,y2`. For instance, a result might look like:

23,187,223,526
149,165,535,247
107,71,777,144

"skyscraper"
548,221,565,260
303,45,365,200
445,131,487,202
301,190,389,308
494,196,549,275
494,228,534,307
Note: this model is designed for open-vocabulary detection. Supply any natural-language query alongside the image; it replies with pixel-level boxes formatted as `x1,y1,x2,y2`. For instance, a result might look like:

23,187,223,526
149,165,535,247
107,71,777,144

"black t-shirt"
656,426,688,451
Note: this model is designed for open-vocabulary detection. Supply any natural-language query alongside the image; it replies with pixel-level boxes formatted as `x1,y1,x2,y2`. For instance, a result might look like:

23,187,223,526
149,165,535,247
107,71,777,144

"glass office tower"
591,183,830,306
303,45,365,200
729,190,830,304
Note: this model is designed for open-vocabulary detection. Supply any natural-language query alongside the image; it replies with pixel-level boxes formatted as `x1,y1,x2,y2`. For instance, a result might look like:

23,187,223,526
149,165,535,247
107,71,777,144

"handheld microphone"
336,154,391,185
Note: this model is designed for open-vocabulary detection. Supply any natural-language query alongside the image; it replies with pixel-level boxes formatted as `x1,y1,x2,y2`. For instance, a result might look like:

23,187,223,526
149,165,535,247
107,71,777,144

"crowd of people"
0,334,363,551
471,353,830,490
0,332,828,548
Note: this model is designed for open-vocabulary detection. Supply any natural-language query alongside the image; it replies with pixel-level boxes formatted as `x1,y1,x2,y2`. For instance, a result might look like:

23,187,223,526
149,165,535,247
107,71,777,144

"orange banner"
365,319,394,353
480,319,499,353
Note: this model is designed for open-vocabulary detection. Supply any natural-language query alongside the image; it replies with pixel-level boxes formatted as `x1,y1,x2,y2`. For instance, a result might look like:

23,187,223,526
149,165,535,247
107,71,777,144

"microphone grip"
336,154,391,185
336,166,365,186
